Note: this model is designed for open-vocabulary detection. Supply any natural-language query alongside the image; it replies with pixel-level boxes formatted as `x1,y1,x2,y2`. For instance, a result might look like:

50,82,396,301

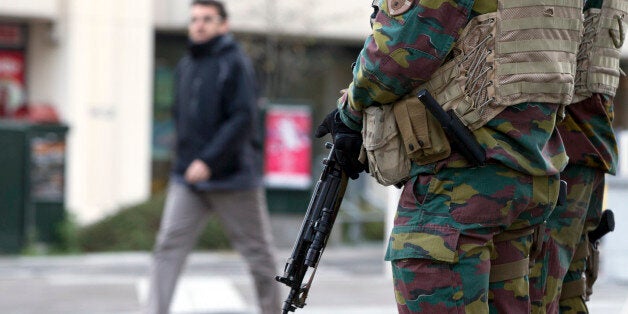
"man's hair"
191,0,228,20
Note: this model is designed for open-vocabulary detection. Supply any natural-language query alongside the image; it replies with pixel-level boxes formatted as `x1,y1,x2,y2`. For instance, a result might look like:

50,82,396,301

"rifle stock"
275,142,349,313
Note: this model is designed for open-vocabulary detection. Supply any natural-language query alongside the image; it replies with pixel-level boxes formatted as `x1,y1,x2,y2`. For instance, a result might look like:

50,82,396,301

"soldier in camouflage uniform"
529,0,625,312
314,0,586,313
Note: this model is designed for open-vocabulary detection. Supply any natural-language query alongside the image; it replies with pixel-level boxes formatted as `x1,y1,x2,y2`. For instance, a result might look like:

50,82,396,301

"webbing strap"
500,81,574,96
560,278,586,300
595,35,623,49
590,72,621,86
501,17,583,32
601,16,623,30
454,100,496,130
498,40,579,54
591,55,621,69
606,0,628,14
500,0,582,9
572,241,589,261
496,61,575,75
529,223,546,265
489,257,531,282
394,98,428,154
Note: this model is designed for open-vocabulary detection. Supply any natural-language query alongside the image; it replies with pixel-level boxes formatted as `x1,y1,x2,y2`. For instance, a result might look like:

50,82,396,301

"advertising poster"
264,105,312,189
30,136,66,201
0,50,25,117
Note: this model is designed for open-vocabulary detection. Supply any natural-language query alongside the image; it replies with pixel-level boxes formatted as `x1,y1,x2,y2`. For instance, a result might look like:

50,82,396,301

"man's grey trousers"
145,182,281,314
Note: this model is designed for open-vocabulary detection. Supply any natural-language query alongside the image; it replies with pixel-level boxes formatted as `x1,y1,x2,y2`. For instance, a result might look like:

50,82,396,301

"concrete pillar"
29,0,154,224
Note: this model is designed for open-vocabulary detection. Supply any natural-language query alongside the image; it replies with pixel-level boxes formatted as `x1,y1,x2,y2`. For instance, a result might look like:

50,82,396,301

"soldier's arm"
338,0,476,131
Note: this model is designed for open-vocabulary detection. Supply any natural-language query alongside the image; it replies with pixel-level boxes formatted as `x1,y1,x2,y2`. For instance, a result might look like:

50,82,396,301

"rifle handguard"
275,142,349,313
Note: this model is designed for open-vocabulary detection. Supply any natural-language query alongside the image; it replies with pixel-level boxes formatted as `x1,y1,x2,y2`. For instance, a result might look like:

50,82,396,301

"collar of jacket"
188,34,233,59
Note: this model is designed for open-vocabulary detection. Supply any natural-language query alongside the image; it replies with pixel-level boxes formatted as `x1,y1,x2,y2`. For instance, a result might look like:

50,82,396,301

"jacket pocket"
386,224,460,263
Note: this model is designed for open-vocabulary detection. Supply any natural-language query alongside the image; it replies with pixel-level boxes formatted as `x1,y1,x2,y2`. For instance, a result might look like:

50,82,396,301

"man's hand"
315,109,365,180
185,159,212,183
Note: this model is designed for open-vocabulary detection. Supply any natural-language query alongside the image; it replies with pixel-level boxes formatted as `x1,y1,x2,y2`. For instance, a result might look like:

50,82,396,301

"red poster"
0,50,25,117
264,105,312,189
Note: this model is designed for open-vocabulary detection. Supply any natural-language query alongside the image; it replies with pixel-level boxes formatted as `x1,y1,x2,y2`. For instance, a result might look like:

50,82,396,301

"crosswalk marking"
136,276,248,313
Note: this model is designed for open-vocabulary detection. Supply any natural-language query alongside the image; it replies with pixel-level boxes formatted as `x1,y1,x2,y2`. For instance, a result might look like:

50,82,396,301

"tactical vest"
414,0,584,130
573,0,628,102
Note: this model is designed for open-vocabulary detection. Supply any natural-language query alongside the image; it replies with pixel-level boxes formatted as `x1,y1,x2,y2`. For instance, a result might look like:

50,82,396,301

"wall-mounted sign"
0,50,25,117
264,105,312,189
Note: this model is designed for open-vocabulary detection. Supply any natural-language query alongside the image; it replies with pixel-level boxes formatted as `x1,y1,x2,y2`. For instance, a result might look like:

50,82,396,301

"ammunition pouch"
393,97,452,165
361,96,454,186
585,237,601,301
559,235,601,301
361,105,411,186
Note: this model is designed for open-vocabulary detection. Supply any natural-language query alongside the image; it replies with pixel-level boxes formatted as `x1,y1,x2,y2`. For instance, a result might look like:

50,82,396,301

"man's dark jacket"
171,34,262,190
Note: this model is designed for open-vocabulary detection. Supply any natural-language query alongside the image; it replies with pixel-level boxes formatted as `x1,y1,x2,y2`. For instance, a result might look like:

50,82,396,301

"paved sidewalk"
0,245,626,314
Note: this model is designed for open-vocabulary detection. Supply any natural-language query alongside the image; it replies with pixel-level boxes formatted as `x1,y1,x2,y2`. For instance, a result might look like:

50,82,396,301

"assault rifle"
275,142,349,314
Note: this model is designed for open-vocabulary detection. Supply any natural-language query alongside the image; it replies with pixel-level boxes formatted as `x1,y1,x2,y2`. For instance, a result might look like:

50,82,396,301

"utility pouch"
362,105,411,186
393,97,451,165
585,240,600,301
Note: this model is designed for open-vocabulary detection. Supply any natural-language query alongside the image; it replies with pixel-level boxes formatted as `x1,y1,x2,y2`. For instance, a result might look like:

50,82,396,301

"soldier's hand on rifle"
315,109,365,180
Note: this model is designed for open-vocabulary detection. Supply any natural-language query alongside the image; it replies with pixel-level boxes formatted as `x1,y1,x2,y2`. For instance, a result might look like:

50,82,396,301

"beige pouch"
393,97,451,165
362,105,411,186
585,240,600,301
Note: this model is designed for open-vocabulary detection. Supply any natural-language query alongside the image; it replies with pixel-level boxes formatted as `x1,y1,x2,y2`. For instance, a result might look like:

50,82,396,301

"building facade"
1,0,626,224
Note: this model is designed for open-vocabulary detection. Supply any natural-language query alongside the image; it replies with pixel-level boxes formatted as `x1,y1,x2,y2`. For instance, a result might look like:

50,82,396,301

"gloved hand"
315,109,366,179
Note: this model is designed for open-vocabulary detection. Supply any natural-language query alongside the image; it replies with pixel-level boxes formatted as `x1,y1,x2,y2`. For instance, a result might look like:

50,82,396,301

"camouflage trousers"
529,165,605,314
386,163,560,313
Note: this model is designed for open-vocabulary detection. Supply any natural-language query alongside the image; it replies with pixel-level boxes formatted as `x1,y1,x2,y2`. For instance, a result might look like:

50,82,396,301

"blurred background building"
0,0,626,233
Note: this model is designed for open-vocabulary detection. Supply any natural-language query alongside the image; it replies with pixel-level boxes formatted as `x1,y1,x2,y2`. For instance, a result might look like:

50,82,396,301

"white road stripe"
136,276,248,313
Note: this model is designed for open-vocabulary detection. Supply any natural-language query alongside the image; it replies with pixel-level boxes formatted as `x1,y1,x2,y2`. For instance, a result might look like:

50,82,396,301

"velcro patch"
388,0,414,16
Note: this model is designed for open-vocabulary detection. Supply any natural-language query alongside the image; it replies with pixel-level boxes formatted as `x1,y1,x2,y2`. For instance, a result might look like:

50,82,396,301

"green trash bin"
0,119,69,253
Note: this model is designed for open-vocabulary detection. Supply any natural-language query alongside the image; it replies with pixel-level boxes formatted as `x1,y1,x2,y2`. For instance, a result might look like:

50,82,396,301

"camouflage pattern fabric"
337,0,476,131
338,0,569,313
528,1,620,311
414,101,567,176
529,165,604,314
386,162,560,313
530,93,617,314
559,94,618,175
337,0,568,176
559,167,604,314
551,2,621,311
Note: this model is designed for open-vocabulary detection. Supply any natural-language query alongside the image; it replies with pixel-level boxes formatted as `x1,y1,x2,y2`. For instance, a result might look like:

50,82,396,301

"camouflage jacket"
557,0,619,174
339,0,568,176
